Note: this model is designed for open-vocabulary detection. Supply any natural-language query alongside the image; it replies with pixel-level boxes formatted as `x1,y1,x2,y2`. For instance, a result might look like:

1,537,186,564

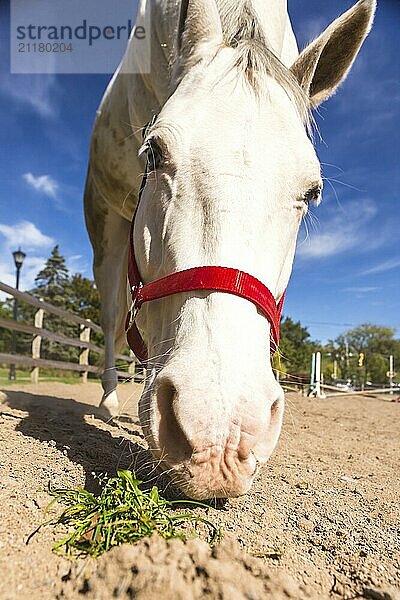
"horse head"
132,0,375,499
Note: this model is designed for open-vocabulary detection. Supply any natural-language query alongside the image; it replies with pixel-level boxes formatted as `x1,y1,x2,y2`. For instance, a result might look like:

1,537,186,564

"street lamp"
9,248,26,381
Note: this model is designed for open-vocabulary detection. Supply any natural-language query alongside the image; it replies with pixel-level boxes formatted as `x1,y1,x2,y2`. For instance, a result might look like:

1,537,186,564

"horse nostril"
271,398,280,417
156,379,193,464
270,395,284,428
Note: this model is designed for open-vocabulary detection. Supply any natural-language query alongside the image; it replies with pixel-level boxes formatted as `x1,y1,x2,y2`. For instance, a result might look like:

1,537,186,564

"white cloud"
0,221,54,296
67,254,89,276
343,286,379,293
23,172,59,199
0,221,54,250
361,258,400,276
0,256,47,298
297,198,378,260
0,223,91,298
298,229,353,259
0,74,58,118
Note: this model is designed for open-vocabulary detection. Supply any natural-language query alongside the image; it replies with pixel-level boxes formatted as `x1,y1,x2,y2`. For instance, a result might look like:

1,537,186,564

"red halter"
125,122,286,365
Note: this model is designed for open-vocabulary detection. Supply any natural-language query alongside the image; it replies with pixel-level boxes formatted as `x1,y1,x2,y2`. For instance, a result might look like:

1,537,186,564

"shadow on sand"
2,388,230,508
1,388,167,494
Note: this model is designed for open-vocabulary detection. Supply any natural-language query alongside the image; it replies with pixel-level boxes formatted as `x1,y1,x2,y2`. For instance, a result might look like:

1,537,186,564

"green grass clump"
45,470,220,557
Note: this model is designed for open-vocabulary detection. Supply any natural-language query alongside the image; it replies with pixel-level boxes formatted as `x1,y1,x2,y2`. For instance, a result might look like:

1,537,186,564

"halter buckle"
125,284,142,333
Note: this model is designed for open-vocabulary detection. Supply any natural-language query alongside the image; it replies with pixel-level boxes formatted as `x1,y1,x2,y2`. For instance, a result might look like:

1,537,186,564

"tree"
332,324,399,385
11,245,76,362
367,353,388,385
0,301,12,353
34,245,69,306
335,324,396,356
278,317,319,377
65,274,100,323
66,274,103,359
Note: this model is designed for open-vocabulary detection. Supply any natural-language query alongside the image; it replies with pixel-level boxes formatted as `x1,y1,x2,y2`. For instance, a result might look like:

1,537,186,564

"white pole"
389,355,394,394
315,351,321,397
309,352,315,396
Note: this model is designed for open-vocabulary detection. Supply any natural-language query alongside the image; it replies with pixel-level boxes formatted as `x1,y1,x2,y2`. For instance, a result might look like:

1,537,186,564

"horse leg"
97,215,131,416
84,179,131,416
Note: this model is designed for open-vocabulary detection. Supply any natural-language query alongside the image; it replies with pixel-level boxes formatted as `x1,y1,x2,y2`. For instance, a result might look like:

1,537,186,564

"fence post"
31,302,44,384
79,321,91,383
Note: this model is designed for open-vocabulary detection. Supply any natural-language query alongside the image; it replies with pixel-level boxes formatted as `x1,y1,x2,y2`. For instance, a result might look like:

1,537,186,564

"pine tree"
34,245,69,306
14,245,76,363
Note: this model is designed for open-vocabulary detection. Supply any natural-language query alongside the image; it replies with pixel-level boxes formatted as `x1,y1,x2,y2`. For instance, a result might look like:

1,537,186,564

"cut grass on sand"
32,470,220,558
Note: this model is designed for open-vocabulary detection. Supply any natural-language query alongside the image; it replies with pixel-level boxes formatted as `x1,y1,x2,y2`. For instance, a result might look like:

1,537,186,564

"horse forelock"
217,0,312,131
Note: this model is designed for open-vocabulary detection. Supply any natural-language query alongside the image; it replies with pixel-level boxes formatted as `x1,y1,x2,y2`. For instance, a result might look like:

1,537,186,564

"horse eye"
146,140,163,171
304,185,322,205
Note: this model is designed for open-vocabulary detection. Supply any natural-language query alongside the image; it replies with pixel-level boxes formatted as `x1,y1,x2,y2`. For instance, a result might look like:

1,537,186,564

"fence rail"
0,352,99,374
0,281,103,332
0,316,104,354
0,280,135,383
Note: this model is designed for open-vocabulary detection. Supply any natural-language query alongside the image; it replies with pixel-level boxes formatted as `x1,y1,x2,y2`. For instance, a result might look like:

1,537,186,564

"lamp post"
9,248,26,381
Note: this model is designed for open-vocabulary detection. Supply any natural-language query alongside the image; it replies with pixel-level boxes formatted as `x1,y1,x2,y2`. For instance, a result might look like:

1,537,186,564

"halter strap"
126,263,285,364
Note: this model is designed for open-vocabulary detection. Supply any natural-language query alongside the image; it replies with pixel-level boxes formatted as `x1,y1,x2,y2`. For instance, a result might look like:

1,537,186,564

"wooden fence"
0,281,136,383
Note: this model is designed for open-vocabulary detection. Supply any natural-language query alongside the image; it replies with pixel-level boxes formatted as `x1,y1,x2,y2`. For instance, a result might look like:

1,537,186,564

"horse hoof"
99,390,119,418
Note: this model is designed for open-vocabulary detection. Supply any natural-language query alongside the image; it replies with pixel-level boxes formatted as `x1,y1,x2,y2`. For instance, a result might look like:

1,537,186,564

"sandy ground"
0,381,399,600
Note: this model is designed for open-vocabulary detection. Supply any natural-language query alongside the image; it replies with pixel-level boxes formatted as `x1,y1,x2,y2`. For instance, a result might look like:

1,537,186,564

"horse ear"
177,0,223,69
290,0,376,107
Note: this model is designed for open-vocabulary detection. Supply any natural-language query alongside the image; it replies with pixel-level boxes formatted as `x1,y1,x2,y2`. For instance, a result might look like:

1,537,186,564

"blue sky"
0,0,399,343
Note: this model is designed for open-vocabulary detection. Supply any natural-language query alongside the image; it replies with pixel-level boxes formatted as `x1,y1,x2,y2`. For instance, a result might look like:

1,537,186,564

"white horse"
84,0,375,499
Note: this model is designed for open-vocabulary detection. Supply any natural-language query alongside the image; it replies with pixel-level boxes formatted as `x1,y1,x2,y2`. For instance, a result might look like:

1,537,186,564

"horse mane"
216,0,311,129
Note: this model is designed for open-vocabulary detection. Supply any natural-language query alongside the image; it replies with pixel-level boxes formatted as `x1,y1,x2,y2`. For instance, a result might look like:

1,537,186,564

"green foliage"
66,274,101,323
279,317,319,376
44,470,220,558
335,324,396,357
0,301,12,352
35,245,70,306
278,321,399,387
329,323,400,385
367,353,389,385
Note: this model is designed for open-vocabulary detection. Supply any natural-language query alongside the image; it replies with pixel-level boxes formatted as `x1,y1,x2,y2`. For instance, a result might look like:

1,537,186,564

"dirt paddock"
0,381,399,599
